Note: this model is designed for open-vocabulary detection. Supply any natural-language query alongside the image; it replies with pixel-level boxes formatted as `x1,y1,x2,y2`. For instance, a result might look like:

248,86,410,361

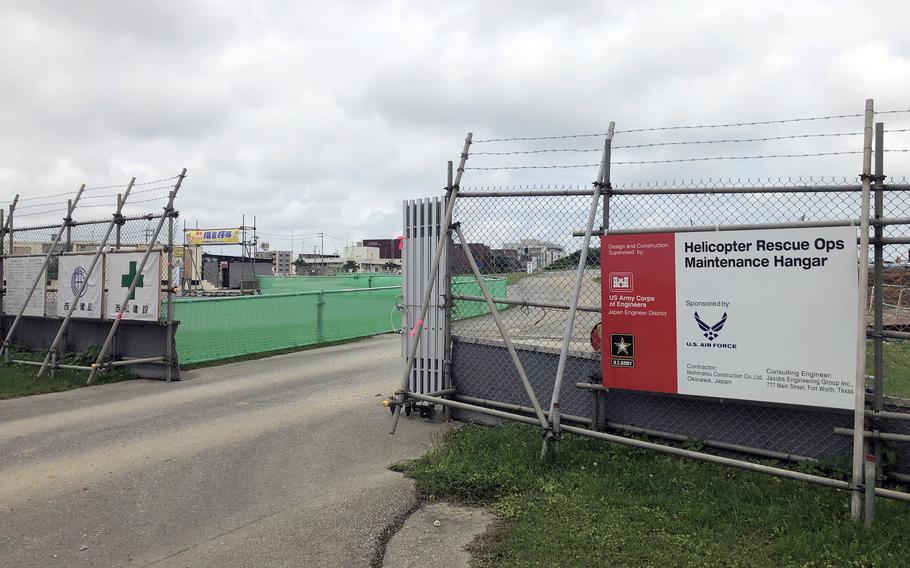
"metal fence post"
1,186,85,363
544,122,614,461
65,199,73,252
443,160,454,390
0,209,5,325
115,194,123,250
87,169,186,384
389,133,472,435
166,205,175,382
851,98,874,523
37,178,137,377
871,121,885,512
316,290,325,343
8,195,16,263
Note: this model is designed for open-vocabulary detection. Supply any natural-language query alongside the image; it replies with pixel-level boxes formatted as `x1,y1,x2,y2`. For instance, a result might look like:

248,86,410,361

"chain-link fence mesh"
2,176,180,330
439,116,910,492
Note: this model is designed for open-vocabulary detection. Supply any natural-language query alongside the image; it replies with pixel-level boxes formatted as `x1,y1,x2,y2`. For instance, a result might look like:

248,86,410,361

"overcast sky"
2,1,910,254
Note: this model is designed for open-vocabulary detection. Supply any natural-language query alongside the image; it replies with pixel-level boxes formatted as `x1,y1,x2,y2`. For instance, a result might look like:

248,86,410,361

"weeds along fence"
390,100,910,525
174,274,508,365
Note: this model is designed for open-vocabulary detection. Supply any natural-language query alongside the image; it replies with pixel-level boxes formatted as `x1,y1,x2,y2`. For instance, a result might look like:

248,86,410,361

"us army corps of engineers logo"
610,333,635,368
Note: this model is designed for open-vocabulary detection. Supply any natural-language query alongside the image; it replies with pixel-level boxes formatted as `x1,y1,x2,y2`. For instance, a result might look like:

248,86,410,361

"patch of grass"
396,424,910,567
866,339,910,399
0,346,131,400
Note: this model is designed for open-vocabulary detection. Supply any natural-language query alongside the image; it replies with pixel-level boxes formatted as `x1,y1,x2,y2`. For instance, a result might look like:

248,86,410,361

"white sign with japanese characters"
57,254,102,318
106,252,160,321
3,256,46,317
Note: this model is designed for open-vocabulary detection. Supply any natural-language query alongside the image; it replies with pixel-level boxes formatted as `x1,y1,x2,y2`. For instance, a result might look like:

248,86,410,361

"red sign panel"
601,234,677,393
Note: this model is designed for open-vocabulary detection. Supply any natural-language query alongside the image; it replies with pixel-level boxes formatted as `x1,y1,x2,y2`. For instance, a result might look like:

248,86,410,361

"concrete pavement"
0,335,448,567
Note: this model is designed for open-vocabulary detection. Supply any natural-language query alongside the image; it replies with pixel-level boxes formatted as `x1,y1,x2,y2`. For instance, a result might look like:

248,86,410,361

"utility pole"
320,232,324,275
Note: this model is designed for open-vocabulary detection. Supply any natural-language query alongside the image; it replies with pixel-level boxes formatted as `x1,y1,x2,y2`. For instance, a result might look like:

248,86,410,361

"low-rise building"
502,238,566,269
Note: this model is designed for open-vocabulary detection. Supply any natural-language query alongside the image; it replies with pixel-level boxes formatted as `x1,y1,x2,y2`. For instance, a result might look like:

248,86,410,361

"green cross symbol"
120,261,145,301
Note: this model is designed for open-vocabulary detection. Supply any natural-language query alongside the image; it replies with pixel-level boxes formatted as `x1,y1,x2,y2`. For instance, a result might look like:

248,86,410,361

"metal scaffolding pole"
87,169,186,384
851,99,874,523
1,186,85,362
37,178,137,377
870,121,885,527
543,122,613,461
166,200,175,382
389,133,472,435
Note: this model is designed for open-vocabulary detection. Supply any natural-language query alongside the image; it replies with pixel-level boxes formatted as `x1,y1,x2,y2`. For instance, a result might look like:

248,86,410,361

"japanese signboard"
3,256,46,317
185,229,241,245
106,252,160,321
57,254,102,318
601,226,859,410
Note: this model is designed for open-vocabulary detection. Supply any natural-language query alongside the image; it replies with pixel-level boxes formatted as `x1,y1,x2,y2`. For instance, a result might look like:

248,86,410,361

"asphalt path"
0,335,446,567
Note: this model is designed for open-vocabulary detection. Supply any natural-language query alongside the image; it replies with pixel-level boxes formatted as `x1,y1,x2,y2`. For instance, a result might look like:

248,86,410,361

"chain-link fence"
393,103,910,524
1,173,184,380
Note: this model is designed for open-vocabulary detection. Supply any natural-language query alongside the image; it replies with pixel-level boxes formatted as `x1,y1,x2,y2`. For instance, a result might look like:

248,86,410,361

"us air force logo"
687,312,736,350
694,311,727,341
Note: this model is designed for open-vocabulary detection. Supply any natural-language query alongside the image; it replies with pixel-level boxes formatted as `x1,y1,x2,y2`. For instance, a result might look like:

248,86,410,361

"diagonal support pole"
389,134,472,435
543,122,614,461
1,186,85,362
37,178,137,377
452,224,551,431
87,169,187,384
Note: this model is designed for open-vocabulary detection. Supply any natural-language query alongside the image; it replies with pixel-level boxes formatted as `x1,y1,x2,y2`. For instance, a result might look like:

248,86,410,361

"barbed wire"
12,175,181,204
85,175,181,191
471,108,910,144
16,189,81,203
466,164,600,170
460,184,592,191
14,207,70,218
465,150,865,170
470,131,865,155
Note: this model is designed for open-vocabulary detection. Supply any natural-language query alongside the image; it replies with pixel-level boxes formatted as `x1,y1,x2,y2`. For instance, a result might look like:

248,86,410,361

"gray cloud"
2,0,910,252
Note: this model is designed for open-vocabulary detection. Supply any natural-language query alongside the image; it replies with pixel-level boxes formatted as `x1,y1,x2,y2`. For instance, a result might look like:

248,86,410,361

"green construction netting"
172,275,507,364
451,275,508,319
259,273,402,294
172,286,403,364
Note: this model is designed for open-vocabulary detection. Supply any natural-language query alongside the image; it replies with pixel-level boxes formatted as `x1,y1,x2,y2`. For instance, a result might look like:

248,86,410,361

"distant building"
502,238,566,269
256,249,292,275
296,252,343,276
343,245,387,272
452,243,494,274
361,238,402,260
201,253,272,289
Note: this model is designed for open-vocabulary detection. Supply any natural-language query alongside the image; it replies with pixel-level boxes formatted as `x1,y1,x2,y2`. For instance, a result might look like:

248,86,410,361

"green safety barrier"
172,275,508,364
451,275,508,319
259,273,402,294
171,286,402,364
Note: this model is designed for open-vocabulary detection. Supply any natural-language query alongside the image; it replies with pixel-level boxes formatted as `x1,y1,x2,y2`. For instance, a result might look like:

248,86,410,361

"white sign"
57,254,102,318
106,252,160,321
602,226,859,409
3,257,46,317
